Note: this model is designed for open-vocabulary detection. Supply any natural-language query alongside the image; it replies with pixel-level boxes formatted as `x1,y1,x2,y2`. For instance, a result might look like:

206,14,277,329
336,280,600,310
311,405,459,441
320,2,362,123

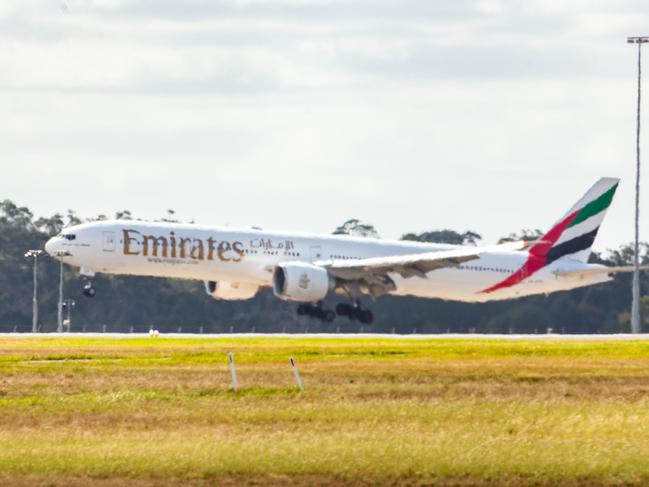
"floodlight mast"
628,36,649,334
63,299,75,332
57,260,63,332
53,251,71,333
24,250,44,333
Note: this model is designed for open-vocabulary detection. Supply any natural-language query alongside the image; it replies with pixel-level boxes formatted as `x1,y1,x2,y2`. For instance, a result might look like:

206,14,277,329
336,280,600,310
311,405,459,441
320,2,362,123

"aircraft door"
103,231,116,252
310,245,323,262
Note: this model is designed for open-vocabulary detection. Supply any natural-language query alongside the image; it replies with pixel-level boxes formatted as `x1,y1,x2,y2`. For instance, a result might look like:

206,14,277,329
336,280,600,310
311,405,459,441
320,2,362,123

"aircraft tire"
314,308,328,320
336,303,351,316
349,307,361,321
359,309,373,325
323,310,336,322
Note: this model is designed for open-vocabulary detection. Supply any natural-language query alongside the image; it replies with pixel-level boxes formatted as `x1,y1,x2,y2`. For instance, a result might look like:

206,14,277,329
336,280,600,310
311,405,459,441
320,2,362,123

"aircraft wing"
320,241,526,280
554,265,649,278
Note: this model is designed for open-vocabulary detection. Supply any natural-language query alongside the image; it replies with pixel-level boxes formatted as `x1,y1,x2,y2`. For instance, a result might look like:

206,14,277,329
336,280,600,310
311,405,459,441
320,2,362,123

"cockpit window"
62,234,76,241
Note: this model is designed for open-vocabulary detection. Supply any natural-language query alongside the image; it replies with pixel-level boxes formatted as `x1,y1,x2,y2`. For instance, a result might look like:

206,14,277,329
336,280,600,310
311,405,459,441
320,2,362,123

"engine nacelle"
272,262,334,302
204,281,259,301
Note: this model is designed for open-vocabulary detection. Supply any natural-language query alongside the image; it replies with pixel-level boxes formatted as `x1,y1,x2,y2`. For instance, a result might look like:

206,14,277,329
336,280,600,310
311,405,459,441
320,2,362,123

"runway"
2,332,649,340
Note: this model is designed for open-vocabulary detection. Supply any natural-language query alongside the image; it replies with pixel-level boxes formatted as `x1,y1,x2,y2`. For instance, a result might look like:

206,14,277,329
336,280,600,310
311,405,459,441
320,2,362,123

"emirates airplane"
45,177,635,324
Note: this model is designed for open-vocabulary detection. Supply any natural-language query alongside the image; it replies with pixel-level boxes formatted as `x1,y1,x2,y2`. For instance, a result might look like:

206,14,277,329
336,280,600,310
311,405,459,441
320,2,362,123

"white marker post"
228,352,238,391
290,356,304,392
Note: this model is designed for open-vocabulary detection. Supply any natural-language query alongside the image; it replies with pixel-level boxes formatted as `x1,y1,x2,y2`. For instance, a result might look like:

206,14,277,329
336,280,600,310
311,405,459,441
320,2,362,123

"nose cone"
44,236,57,255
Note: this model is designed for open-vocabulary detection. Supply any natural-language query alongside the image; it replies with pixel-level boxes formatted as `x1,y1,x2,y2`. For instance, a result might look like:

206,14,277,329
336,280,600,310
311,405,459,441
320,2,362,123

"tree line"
1,201,648,334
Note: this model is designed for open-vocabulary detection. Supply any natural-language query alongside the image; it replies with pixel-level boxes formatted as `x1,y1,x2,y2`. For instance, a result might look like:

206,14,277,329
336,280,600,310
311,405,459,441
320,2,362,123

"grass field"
3,336,649,486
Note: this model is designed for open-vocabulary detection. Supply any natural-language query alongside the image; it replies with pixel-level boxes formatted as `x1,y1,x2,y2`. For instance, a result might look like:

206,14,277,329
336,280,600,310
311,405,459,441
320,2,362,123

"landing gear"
82,280,96,298
297,300,374,324
297,303,335,322
336,302,373,324
80,267,97,298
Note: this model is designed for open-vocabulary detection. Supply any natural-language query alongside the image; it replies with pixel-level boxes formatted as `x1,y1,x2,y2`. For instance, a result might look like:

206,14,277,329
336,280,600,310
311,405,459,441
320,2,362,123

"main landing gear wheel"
336,302,374,324
82,281,96,298
296,303,335,322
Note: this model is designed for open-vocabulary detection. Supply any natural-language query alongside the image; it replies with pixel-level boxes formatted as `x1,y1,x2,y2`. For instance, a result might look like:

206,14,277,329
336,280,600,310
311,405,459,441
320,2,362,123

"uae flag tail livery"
482,177,619,294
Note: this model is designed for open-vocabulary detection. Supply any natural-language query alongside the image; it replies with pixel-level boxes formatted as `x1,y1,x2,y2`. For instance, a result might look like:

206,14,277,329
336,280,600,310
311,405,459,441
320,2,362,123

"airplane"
44,177,638,324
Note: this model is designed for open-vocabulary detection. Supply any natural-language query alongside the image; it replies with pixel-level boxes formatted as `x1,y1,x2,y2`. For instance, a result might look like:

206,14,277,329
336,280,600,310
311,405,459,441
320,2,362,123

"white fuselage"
45,221,612,303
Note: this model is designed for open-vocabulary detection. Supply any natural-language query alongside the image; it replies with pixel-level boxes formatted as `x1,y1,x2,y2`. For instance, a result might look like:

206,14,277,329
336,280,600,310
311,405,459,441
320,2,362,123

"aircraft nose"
44,236,57,255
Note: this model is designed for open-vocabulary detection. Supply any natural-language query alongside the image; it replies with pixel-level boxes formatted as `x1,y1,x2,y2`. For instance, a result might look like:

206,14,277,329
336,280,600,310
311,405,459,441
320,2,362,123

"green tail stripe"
568,183,618,228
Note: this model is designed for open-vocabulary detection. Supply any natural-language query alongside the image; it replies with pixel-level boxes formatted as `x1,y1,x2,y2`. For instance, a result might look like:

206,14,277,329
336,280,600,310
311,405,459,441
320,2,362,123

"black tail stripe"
546,227,599,264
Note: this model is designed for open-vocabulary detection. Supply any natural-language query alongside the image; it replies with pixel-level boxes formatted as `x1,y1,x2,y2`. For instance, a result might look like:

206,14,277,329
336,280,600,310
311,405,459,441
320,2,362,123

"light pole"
628,36,649,333
52,251,71,333
62,299,75,332
57,259,63,332
24,250,44,333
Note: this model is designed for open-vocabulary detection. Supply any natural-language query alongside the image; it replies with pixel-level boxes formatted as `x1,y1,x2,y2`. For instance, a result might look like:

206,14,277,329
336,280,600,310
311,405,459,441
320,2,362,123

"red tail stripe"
480,211,578,294
529,211,578,258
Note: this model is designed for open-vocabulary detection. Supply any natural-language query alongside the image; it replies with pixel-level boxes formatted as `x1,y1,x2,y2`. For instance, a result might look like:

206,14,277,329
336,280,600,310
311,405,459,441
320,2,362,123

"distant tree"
604,243,649,266
485,302,550,334
162,209,179,223
333,219,379,238
618,295,649,333
33,209,82,236
401,230,481,245
498,229,543,244
115,210,133,220
66,209,82,227
85,214,108,222
34,214,64,236
0,200,35,229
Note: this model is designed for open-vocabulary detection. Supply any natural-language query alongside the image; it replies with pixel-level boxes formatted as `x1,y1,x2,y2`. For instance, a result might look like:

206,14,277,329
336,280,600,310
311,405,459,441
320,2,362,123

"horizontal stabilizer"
554,265,649,278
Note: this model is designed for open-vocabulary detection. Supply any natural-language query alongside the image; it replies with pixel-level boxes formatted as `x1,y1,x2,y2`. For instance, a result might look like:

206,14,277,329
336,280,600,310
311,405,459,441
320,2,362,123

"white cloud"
1,0,648,251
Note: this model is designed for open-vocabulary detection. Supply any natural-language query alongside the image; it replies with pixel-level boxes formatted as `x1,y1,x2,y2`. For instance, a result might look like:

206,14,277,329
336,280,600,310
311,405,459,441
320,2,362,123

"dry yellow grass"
1,336,649,486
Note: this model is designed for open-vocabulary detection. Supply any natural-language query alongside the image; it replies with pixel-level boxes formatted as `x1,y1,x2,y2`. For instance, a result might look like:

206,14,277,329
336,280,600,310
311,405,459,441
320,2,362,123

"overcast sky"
2,0,649,250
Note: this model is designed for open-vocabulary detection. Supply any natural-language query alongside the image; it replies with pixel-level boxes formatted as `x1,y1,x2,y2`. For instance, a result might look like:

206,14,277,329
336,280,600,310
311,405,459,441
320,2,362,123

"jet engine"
272,262,334,302
204,281,259,301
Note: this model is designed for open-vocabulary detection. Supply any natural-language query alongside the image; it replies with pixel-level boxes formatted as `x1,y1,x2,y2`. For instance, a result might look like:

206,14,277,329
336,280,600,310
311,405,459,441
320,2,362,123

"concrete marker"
228,352,238,391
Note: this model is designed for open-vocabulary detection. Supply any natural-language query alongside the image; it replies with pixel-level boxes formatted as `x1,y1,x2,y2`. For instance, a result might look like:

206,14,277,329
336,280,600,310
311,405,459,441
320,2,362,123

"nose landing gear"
82,280,96,298
80,267,97,298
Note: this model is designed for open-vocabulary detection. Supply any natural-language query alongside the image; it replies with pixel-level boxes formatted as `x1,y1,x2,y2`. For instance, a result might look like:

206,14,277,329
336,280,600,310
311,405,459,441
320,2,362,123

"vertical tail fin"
481,177,619,294
528,177,619,263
